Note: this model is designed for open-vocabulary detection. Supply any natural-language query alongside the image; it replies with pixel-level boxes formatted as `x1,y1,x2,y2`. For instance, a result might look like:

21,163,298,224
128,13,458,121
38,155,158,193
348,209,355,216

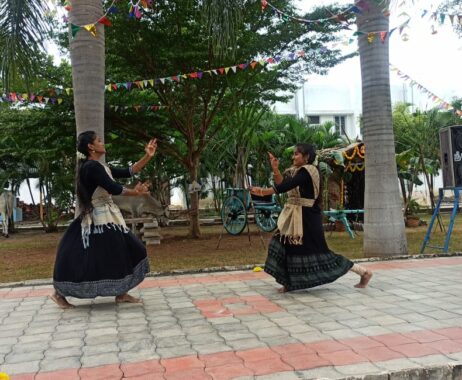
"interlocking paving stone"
3,256,462,379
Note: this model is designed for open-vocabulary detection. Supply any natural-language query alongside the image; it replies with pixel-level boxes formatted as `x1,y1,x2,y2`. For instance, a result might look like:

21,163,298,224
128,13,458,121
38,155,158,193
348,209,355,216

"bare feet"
50,293,75,309
115,293,142,304
277,286,288,293
354,270,373,288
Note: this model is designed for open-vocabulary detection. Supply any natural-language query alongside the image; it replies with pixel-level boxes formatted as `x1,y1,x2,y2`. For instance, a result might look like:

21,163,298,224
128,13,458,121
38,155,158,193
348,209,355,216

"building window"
334,116,346,135
308,115,320,124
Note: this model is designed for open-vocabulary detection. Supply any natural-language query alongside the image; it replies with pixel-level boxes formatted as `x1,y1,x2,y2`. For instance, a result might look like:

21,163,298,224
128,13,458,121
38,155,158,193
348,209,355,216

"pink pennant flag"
380,31,387,43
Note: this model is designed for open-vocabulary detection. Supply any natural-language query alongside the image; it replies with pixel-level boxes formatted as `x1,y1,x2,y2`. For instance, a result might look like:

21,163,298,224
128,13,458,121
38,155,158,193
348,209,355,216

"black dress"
53,160,150,298
264,167,353,291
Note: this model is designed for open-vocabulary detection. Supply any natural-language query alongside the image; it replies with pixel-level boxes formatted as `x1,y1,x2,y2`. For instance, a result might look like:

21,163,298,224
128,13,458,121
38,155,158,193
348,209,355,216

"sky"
297,0,462,106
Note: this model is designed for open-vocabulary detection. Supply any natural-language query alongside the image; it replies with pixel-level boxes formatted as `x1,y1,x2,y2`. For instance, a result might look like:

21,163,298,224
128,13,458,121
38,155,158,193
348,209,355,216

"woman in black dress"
250,143,372,292
51,131,157,308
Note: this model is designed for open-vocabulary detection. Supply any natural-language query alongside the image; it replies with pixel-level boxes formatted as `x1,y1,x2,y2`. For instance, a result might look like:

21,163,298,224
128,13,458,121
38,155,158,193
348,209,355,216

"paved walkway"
2,256,462,379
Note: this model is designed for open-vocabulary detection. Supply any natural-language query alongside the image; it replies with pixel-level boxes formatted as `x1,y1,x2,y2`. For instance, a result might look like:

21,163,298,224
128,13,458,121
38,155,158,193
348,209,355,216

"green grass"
1,212,461,284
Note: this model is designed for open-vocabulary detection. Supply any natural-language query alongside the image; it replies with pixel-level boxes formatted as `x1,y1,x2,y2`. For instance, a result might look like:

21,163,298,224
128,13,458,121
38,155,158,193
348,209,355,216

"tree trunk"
188,161,201,238
69,0,105,143
356,1,407,256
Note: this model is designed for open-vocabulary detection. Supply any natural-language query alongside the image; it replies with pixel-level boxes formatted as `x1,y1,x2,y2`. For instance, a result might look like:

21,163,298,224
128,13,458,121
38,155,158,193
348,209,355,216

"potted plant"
405,198,421,228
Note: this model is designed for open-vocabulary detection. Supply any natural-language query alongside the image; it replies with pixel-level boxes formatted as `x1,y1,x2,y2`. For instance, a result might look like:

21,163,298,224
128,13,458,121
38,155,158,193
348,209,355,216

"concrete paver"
2,256,462,379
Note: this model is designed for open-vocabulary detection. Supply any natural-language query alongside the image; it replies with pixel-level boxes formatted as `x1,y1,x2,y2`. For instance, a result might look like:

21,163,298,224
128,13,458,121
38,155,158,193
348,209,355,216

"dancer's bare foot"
277,286,288,293
354,270,373,288
50,293,75,309
115,294,142,304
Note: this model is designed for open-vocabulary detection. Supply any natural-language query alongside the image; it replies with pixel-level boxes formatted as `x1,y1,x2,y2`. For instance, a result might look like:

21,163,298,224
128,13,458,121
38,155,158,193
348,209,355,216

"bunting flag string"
354,17,411,44
421,9,462,27
389,64,462,118
3,50,306,104
419,8,462,35
65,0,153,39
261,0,361,25
0,88,70,105
109,104,167,113
104,50,306,93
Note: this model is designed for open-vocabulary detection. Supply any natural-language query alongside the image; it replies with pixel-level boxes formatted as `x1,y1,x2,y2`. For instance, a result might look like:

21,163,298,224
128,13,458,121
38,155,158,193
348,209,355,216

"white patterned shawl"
80,165,129,249
277,164,319,245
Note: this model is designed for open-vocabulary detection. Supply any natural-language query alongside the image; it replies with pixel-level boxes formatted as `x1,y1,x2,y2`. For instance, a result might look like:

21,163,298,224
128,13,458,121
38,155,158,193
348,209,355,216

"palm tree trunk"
356,0,407,256
188,159,201,238
69,0,105,143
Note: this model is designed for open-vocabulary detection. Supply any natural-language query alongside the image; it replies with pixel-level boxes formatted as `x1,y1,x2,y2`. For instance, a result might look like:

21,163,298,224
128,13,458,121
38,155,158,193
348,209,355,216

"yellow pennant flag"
148,79,154,87
224,67,230,74
367,32,376,44
65,88,72,95
106,85,112,92
58,98,63,105
84,24,97,37
22,93,28,100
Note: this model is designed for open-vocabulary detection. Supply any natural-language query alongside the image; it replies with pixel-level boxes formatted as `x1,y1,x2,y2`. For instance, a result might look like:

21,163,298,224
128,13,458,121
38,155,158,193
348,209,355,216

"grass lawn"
1,212,461,284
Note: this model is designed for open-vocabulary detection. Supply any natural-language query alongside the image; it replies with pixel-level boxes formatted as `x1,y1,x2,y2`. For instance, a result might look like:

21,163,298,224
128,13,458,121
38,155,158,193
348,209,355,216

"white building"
273,78,433,141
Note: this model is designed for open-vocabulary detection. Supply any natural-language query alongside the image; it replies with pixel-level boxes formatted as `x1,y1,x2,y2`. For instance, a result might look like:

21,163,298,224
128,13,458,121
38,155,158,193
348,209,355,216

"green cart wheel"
255,208,279,232
221,195,247,235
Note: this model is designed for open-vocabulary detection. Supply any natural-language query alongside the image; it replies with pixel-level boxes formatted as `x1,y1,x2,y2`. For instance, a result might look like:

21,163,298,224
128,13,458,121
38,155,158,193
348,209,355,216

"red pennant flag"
238,64,246,70
189,72,198,79
37,96,43,103
266,57,275,64
172,76,180,82
151,106,159,111
112,84,117,91
250,61,258,69
380,31,387,43
98,16,112,26
218,68,225,74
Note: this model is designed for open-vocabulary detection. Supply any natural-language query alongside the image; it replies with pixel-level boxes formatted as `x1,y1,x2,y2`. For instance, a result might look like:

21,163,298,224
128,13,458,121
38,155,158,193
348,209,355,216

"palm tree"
0,1,50,90
356,0,407,256
69,0,105,143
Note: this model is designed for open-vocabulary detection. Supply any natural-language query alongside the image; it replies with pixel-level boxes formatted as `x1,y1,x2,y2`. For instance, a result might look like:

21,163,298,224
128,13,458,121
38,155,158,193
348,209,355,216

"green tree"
104,0,350,237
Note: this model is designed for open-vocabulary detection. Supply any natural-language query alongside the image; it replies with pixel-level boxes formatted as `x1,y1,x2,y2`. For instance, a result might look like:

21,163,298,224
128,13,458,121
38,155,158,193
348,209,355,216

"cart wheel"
221,195,247,235
255,208,279,232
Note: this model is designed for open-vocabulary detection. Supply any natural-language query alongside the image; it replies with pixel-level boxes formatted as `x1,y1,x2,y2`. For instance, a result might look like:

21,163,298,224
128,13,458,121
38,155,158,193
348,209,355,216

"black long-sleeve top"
80,160,131,196
273,167,321,213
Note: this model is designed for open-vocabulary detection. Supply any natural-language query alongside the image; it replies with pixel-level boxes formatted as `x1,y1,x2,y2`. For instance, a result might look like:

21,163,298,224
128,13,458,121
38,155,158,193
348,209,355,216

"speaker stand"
420,187,461,254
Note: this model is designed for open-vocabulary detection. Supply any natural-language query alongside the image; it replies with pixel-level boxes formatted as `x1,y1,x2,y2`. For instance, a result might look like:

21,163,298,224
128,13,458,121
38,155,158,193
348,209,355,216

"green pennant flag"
71,24,80,38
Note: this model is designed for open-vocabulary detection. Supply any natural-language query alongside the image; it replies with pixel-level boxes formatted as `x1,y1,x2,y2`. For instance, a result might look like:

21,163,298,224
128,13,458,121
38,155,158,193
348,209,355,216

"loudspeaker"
439,125,462,187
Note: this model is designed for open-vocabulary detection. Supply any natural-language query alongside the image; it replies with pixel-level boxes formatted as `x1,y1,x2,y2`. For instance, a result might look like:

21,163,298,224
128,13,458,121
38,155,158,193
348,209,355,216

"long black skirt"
53,218,149,299
264,236,353,291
